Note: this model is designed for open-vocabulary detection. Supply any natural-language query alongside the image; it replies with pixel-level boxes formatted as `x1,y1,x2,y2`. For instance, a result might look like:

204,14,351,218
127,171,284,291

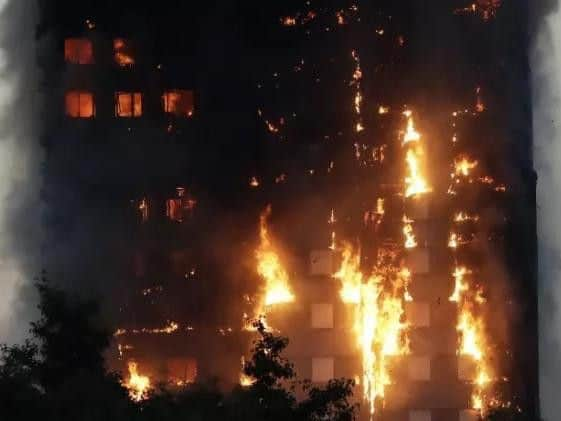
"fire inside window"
115,92,142,117
65,91,95,118
166,187,196,222
162,90,194,117
114,38,135,67
64,38,94,64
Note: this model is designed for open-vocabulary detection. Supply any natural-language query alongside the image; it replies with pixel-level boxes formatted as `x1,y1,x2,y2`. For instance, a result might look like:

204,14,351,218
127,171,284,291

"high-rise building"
42,1,538,419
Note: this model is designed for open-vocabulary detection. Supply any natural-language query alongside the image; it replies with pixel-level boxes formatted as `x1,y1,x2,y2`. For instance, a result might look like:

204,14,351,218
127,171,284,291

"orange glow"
65,91,95,118
376,198,385,216
167,358,197,386
449,266,471,302
402,111,421,144
64,38,93,64
454,212,480,223
405,149,431,198
166,188,196,222
256,206,294,309
448,232,459,249
378,105,390,115
281,16,297,26
114,38,135,66
333,244,409,416
163,90,194,117
138,198,149,223
402,216,417,249
125,361,150,401
454,156,479,177
249,177,260,188
115,92,142,117
402,111,431,198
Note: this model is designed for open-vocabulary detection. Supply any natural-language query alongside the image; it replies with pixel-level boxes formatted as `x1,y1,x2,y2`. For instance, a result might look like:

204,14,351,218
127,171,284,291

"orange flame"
256,206,294,308
454,156,479,177
333,244,409,416
125,361,150,401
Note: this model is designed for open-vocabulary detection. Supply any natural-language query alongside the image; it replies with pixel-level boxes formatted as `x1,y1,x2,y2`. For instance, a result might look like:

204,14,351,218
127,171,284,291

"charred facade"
40,1,538,420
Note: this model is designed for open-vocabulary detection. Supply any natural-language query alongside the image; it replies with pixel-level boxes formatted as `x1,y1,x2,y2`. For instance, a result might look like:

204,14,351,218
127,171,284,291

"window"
311,357,334,383
407,248,430,274
405,302,430,327
114,38,135,67
136,197,149,222
310,250,333,275
162,90,194,117
408,356,430,381
457,355,477,381
459,410,479,421
65,91,95,118
409,410,431,421
64,38,94,64
166,358,197,386
166,187,197,222
115,92,142,117
311,304,333,328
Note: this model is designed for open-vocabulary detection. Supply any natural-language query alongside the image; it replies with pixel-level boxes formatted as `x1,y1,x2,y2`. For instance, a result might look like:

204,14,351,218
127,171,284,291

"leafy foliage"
0,282,357,421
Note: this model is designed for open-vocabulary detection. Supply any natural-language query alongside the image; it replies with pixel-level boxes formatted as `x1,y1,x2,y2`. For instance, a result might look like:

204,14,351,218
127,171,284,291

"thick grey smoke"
531,1,561,419
0,0,42,343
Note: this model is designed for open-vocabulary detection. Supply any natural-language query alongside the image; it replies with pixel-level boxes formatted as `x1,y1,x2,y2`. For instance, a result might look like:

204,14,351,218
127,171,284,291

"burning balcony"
65,91,95,118
64,38,94,64
115,92,143,118
166,187,196,222
114,38,135,67
162,90,194,117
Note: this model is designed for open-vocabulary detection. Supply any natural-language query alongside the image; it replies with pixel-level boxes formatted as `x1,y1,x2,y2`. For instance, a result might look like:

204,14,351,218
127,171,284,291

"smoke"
0,0,42,343
531,1,561,419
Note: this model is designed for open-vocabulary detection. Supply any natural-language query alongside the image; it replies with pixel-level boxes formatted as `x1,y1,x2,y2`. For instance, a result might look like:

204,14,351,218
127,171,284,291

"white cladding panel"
312,357,334,383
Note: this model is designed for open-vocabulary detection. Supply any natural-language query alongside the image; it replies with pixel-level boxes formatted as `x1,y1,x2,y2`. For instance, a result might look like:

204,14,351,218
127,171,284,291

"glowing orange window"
166,358,197,385
114,38,135,67
65,91,95,118
162,90,194,117
166,187,196,222
64,38,94,64
115,92,142,117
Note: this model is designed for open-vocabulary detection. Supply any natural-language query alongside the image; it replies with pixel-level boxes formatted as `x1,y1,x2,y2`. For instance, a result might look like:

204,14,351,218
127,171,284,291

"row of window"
65,90,194,118
65,38,134,66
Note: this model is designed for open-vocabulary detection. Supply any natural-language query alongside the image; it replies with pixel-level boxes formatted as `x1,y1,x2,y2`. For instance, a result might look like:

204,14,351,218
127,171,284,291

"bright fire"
333,244,409,416
450,266,471,302
125,361,151,401
405,149,431,198
454,156,479,177
256,206,294,309
402,216,417,249
402,112,421,144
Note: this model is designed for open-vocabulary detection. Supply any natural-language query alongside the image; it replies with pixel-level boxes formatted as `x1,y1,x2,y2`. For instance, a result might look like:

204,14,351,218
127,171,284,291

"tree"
0,276,134,421
31,276,111,390
228,319,357,421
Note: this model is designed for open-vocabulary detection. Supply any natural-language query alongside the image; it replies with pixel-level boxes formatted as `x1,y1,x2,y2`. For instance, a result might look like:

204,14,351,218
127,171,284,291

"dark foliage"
0,282,356,421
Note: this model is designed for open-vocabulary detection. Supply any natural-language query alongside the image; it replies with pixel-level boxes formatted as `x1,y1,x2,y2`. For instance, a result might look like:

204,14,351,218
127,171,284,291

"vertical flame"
402,215,417,249
334,244,409,416
449,266,471,302
457,304,491,411
256,206,294,308
402,112,421,144
125,361,150,401
405,149,431,198
454,156,479,177
402,111,431,198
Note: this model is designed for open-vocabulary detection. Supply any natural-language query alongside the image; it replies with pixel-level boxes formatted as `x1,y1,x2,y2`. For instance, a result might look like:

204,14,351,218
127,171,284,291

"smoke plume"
531,1,561,419
0,0,42,343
